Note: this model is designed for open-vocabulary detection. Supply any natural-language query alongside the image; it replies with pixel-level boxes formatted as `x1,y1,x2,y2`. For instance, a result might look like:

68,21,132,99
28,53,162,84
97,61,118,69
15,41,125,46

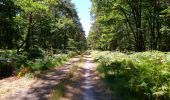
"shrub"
92,51,170,99
67,51,77,58
26,48,44,59
0,49,75,78
26,54,68,71
0,61,14,79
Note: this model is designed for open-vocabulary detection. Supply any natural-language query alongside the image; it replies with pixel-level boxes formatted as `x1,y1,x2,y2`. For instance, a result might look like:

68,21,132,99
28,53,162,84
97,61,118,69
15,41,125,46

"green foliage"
0,0,87,51
0,49,78,78
89,0,170,51
0,0,86,78
26,48,44,59
92,51,170,99
27,54,68,71
52,83,65,100
67,51,78,58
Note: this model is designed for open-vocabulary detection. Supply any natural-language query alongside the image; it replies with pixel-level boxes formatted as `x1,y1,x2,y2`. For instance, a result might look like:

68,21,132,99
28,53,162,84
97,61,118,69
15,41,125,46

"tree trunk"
25,12,33,50
127,0,145,51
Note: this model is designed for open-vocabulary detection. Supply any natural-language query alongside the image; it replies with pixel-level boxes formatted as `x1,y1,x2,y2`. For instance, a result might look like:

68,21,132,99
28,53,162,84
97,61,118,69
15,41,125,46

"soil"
61,55,111,100
0,55,111,100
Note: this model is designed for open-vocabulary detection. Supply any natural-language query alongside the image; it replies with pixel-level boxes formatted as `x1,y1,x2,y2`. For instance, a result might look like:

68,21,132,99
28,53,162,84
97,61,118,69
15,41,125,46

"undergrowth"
91,51,170,100
0,49,78,78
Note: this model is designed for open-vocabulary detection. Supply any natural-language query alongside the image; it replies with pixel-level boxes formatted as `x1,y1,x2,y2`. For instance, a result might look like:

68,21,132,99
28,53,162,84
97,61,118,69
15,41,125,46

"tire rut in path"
82,56,100,100
63,55,111,100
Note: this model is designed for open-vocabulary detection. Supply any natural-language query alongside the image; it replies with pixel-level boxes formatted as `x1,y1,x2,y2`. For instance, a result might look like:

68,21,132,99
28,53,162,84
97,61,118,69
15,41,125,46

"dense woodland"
1,0,170,100
0,0,87,78
88,0,170,52
0,0,86,51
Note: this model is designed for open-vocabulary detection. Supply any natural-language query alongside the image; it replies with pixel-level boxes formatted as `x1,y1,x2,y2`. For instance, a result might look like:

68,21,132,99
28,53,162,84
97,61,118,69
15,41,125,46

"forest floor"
0,55,111,100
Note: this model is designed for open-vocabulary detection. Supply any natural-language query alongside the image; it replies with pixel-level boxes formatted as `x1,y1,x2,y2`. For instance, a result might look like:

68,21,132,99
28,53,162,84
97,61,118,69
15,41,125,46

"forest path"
61,55,111,100
0,55,111,100
0,57,80,100
81,55,111,100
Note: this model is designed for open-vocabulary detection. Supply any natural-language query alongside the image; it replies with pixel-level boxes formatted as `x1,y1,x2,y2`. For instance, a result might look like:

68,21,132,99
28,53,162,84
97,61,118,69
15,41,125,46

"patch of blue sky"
71,0,92,36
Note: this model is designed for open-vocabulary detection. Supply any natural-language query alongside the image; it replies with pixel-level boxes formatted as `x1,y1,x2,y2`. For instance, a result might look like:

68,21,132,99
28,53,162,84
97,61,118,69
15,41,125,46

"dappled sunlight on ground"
61,55,111,100
0,55,111,100
0,57,80,100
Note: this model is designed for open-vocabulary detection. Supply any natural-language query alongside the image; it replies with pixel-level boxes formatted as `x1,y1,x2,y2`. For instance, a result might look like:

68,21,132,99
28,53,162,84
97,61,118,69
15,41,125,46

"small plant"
26,48,45,59
67,51,78,58
52,83,65,100
17,65,30,78
51,60,81,99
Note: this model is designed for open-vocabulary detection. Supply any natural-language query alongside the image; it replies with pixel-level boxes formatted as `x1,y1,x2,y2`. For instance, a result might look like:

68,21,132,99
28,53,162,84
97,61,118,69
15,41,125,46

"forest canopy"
88,0,170,52
0,0,87,52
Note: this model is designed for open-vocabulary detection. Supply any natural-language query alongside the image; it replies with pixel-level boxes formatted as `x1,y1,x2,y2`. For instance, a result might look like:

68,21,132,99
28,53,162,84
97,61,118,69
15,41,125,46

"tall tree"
88,0,170,51
0,0,87,51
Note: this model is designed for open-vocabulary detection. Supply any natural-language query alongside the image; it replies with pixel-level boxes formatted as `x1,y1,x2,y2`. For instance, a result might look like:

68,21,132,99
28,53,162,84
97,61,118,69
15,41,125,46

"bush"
92,51,170,100
67,51,78,58
0,49,76,78
26,54,68,71
0,61,14,79
26,48,44,59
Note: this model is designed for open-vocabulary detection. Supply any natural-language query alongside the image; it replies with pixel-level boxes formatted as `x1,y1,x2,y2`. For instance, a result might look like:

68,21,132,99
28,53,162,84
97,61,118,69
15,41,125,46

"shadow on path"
5,57,80,100
4,55,111,100
62,55,111,100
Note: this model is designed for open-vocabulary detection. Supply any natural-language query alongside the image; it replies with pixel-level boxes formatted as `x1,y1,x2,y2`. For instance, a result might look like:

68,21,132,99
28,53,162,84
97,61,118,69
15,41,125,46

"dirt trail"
82,55,101,100
0,57,80,100
82,55,111,100
62,55,111,100
0,55,111,100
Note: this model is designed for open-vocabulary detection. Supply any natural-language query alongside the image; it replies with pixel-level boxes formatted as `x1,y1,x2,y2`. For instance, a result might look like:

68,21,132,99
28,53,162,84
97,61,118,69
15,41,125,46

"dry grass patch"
51,61,82,100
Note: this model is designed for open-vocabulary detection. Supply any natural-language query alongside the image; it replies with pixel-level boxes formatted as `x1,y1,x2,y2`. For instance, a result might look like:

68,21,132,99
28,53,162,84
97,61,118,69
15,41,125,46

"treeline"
88,0,170,52
0,0,87,52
